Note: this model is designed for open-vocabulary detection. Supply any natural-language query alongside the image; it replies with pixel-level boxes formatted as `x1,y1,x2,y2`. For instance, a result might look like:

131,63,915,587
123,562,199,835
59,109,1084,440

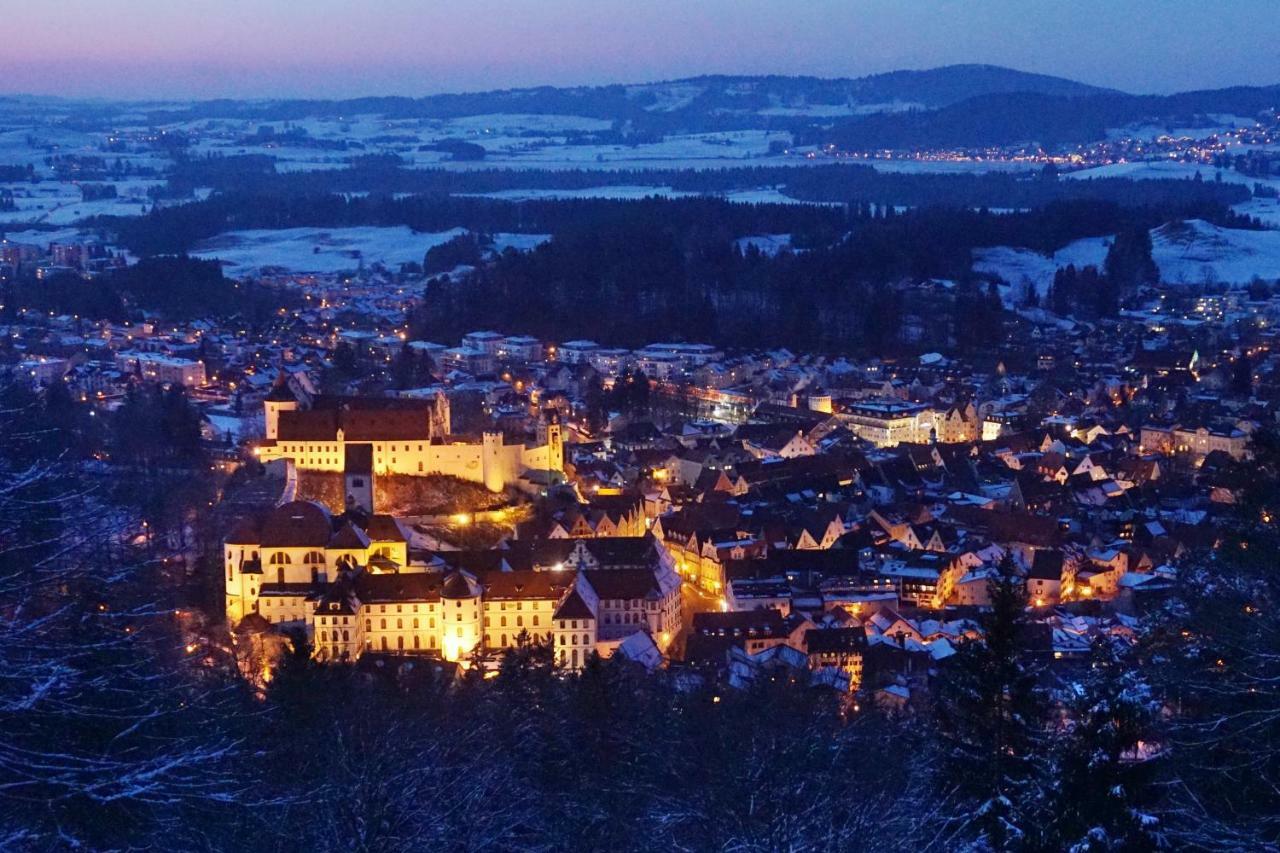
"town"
2,221,1269,707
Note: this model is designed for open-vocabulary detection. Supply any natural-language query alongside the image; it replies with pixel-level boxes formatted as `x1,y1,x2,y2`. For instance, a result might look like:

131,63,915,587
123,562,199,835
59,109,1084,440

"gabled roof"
553,588,596,620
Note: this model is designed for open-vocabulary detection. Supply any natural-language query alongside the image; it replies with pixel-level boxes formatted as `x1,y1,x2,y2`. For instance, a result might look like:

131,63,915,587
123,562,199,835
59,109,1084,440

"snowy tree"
933,554,1048,848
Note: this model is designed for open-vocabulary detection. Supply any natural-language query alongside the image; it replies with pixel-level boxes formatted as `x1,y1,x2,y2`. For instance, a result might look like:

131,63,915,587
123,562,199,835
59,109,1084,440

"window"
413,636,420,649
380,637,388,650
413,618,419,629
397,618,403,629
342,630,349,642
365,619,371,631
380,618,387,629
532,615,539,627
304,551,324,565
269,553,291,565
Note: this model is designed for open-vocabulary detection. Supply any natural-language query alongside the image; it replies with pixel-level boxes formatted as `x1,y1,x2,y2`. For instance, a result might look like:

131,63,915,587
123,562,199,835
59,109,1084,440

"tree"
934,554,1047,847
1104,227,1160,296
332,341,360,378
391,343,418,390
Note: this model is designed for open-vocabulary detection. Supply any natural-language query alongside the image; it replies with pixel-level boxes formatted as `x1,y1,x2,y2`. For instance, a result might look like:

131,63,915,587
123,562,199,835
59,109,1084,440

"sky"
1,0,1277,100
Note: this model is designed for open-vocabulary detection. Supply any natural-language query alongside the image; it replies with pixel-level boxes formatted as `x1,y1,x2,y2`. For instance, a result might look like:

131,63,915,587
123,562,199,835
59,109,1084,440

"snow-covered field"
975,219,1280,302
1233,196,1280,227
190,226,550,275
0,179,165,225
191,226,468,275
1064,160,1280,193
458,185,698,202
735,234,793,256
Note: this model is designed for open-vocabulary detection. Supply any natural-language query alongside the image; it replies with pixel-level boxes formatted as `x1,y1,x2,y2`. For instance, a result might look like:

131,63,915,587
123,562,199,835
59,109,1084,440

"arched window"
397,636,404,650
380,637,388,650
303,551,325,565
380,618,386,629
397,618,403,629
413,636,420,649
412,618,419,629
269,553,291,565
501,616,507,627
365,619,371,631
319,630,327,642
342,630,349,642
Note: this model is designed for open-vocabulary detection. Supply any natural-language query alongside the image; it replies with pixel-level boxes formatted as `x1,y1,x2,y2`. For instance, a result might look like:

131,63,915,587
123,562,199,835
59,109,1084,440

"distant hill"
127,66,1279,149
158,65,1120,128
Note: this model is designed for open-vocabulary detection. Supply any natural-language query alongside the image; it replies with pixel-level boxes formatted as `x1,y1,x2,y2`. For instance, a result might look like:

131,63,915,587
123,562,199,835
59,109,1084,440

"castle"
255,376,564,495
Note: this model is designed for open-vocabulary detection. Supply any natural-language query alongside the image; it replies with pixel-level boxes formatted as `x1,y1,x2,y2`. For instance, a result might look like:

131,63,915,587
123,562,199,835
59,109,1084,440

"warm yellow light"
452,513,472,526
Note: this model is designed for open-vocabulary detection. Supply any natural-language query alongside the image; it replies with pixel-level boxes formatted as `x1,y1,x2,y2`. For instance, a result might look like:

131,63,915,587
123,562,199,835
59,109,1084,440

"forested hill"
807,84,1280,150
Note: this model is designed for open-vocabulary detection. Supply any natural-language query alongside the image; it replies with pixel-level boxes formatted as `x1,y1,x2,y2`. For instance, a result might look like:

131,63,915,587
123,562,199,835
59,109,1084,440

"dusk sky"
3,0,1278,100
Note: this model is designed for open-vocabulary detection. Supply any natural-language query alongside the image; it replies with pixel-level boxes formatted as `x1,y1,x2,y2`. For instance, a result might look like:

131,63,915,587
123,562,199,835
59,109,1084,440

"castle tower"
481,431,505,493
263,374,299,440
440,570,482,663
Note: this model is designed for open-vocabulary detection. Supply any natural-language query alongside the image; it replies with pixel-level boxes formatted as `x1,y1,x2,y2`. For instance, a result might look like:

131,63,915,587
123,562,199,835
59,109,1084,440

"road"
671,580,725,661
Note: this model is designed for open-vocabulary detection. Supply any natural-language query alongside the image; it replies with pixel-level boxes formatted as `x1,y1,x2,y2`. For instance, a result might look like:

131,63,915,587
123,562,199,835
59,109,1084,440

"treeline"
95,193,848,256
163,156,1252,211
1,256,295,321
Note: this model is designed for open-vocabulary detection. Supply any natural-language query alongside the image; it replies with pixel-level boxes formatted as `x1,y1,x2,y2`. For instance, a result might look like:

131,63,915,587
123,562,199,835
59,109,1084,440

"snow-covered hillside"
974,219,1280,304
